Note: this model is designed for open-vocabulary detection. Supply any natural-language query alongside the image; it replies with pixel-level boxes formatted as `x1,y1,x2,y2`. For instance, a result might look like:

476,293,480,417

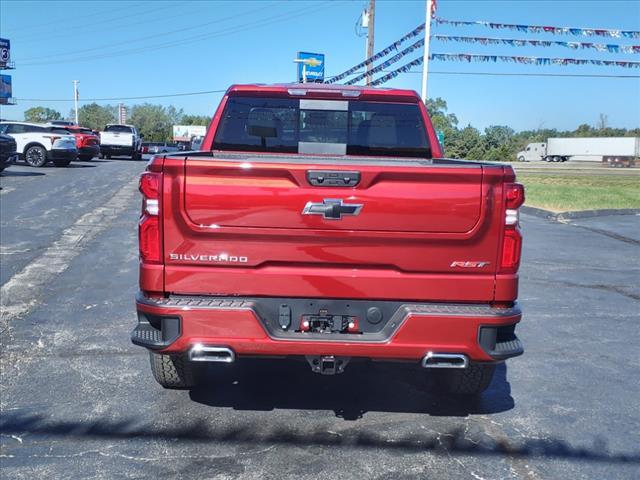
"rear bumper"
48,149,77,161
133,293,523,363
101,145,134,155
79,145,100,157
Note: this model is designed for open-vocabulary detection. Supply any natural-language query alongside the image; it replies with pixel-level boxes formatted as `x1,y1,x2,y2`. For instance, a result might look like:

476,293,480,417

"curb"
521,206,640,222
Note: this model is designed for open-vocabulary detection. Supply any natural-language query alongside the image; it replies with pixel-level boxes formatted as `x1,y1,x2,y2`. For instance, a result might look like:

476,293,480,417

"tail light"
500,183,524,273
139,171,162,263
44,135,60,146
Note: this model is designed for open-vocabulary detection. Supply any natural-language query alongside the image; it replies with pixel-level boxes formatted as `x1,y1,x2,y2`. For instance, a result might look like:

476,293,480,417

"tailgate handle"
303,199,363,220
307,170,360,187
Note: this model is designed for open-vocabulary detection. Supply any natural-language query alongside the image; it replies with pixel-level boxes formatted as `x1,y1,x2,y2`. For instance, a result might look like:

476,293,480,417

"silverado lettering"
132,83,525,395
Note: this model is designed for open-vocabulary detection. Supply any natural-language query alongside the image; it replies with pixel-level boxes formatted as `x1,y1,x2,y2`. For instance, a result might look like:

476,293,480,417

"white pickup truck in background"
99,124,142,160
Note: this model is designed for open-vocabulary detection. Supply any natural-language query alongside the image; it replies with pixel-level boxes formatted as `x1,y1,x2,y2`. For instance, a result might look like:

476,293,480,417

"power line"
15,89,228,102
19,1,284,61
18,1,340,67
6,2,154,42
15,70,639,102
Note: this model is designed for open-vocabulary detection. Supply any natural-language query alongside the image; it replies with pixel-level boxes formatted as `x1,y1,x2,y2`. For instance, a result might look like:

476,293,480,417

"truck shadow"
189,360,515,419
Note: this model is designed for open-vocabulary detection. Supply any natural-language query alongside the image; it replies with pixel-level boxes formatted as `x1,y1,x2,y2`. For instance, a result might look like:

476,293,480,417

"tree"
484,125,515,149
78,103,117,130
181,115,210,126
24,107,62,123
129,104,184,142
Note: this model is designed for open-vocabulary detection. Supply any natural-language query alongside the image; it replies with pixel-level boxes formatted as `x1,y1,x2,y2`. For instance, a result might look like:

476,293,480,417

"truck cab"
517,142,546,162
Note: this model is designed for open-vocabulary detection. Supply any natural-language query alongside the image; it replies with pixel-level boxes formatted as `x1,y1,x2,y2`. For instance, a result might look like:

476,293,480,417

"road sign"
0,38,10,68
0,74,12,104
296,52,325,83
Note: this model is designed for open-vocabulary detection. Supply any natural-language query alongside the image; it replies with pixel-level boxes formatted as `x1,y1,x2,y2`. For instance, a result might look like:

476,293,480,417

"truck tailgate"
162,154,507,302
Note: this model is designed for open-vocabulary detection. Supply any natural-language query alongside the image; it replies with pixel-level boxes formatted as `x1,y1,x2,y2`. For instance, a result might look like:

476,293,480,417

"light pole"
420,0,433,102
73,80,79,125
293,58,311,83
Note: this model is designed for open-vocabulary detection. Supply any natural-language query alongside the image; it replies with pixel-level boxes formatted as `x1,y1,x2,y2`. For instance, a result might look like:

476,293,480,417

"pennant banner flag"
370,57,425,86
433,35,640,53
435,18,640,39
325,23,425,84
344,38,425,85
370,53,640,87
429,53,640,68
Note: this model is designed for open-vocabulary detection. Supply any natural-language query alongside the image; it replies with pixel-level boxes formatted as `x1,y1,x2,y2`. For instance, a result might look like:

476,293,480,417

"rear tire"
24,145,48,167
436,363,496,396
149,352,196,389
517,156,525,162
53,158,72,167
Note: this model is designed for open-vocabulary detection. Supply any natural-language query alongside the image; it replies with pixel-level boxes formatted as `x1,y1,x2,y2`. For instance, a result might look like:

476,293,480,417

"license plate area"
300,313,357,333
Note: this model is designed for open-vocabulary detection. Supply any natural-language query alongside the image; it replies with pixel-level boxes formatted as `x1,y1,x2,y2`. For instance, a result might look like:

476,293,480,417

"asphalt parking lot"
1,158,639,479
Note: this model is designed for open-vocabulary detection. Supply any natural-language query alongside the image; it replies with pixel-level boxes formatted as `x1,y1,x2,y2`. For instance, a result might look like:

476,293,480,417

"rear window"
105,125,133,133
48,127,71,134
213,97,430,158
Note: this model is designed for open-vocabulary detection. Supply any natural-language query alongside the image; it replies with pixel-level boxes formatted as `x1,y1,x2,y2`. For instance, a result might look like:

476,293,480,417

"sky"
1,0,639,132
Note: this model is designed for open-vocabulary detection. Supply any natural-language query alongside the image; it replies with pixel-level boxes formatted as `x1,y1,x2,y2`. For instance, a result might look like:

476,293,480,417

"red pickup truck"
132,83,524,395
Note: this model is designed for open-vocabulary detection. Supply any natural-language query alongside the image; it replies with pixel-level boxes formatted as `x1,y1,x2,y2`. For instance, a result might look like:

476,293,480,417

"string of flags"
433,35,640,54
344,38,425,85
328,15,640,86
434,18,640,39
369,52,640,86
370,57,425,86
429,53,640,68
325,23,425,84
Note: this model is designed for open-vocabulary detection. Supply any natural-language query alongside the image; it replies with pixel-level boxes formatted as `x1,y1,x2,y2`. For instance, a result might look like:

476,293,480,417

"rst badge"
450,261,491,268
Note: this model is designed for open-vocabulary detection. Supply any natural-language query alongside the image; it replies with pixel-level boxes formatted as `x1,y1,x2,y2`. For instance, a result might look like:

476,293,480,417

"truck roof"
225,83,422,103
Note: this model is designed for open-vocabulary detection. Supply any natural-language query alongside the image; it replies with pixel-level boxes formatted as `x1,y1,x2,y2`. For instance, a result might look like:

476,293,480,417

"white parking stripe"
0,178,138,331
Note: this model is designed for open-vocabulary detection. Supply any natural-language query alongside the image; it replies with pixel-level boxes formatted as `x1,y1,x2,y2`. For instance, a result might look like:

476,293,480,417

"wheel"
79,155,93,162
552,156,561,162
517,156,525,162
24,145,48,167
106,154,112,159
149,352,196,389
132,151,141,161
436,363,496,396
53,158,72,167
99,153,105,159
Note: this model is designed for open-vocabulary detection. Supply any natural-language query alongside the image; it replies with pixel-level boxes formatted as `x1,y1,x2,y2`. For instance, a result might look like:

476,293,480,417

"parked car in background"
49,120,77,127
141,142,154,154
190,135,204,150
54,125,100,161
147,142,180,154
0,133,18,172
0,121,77,167
99,124,142,160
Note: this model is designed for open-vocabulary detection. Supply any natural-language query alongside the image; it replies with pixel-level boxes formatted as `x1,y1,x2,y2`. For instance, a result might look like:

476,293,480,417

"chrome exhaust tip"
421,352,468,369
189,344,235,363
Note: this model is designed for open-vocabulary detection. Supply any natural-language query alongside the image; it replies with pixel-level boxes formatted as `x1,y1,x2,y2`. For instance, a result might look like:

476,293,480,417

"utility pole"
420,0,433,102
73,79,79,125
365,0,375,86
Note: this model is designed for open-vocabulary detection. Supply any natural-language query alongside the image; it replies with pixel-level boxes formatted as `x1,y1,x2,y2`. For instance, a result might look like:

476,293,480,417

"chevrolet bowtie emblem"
302,199,363,220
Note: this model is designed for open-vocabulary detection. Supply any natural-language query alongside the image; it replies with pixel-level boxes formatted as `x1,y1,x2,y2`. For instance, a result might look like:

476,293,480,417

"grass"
517,173,640,212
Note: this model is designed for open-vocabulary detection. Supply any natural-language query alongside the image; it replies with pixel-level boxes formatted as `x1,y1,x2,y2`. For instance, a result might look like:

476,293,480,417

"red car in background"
63,126,100,161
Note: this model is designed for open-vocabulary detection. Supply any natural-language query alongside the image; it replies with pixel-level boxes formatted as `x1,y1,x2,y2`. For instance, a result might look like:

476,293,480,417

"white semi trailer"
516,137,639,166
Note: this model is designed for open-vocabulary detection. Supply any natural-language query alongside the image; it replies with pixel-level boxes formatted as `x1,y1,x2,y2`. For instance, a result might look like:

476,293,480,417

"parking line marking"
0,178,138,331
